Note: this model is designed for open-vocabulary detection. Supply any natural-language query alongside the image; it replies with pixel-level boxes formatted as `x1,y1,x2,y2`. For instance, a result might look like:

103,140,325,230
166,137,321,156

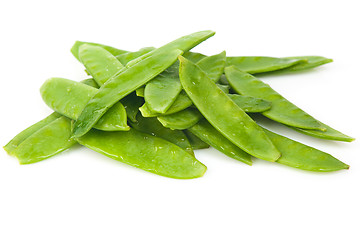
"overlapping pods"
4,30,353,178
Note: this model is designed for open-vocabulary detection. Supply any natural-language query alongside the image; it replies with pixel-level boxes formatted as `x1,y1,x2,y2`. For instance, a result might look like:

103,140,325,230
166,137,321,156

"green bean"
40,77,129,131
76,128,205,179
275,56,333,73
225,66,324,131
189,119,252,165
4,112,62,155
182,51,207,63
216,84,230,93
228,94,272,113
197,51,226,82
78,44,124,86
157,108,203,130
136,87,145,97
72,48,182,138
116,47,155,65
139,90,193,117
129,114,193,155
179,56,280,161
291,122,355,142
263,128,349,172
183,130,210,149
13,116,76,164
144,63,182,113
71,41,128,61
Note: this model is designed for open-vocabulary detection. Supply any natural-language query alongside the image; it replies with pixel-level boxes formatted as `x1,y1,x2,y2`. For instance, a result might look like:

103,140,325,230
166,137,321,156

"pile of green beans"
4,30,354,179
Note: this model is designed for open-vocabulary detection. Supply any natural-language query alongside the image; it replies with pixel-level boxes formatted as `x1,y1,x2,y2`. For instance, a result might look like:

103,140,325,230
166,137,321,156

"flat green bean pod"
183,130,210,150
228,94,272,113
130,114,193,155
40,77,129,131
276,56,333,73
13,116,76,164
263,128,349,172
4,112,62,155
116,47,156,65
71,41,128,61
121,92,144,123
189,119,252,165
179,56,280,161
157,108,203,130
291,122,355,142
76,128,205,179
197,51,226,82
78,44,124,86
225,66,324,131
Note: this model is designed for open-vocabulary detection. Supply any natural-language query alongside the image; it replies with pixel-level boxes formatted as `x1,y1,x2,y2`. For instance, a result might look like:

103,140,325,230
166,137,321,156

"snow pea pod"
129,114,193,155
76,128,205,179
71,41,128,61
183,130,210,150
4,112,62,155
13,116,76,164
40,77,129,131
263,128,349,172
179,56,280,162
188,119,252,165
225,56,304,74
144,62,182,113
72,48,182,138
228,94,272,113
275,56,333,73
291,122,355,142
196,51,226,82
116,47,155,65
136,87,145,97
157,108,203,130
78,44,124,86
139,90,193,117
225,66,324,131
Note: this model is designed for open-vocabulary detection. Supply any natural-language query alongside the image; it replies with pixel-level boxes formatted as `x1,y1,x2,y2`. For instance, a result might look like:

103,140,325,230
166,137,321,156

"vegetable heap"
4,30,354,179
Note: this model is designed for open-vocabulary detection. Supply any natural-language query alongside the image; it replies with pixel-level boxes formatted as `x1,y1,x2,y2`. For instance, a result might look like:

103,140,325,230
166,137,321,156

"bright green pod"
136,87,145,97
216,84,230,93
225,56,305,74
197,51,226,82
144,63,182,113
225,66,324,131
72,48,182,138
71,41,128,61
78,44,124,86
139,90,193,117
277,56,333,72
157,108,203,130
116,47,156,65
189,119,252,165
183,130,210,150
263,128,349,172
4,112,62,155
179,56,280,162
76,128,205,179
40,77,129,131
130,114,193,155
228,94,272,113
13,116,76,164
182,51,207,63
291,122,355,142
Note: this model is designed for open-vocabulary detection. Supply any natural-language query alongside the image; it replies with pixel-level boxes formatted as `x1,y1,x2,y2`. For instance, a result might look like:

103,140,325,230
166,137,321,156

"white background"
0,1,359,239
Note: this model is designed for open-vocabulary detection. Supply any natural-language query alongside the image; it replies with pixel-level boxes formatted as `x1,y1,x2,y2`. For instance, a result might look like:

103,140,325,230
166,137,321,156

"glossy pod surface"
183,130,210,150
189,119,252,165
13,116,76,164
130,114,193,155
225,66,324,131
263,128,349,172
76,128,206,179
157,108,203,130
179,56,280,161
40,77,129,131
72,48,182,138
71,41,128,61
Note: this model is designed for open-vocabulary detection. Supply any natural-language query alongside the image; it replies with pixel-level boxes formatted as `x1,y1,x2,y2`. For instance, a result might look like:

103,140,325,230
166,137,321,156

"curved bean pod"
76,128,205,179
228,94,272,113
130,114,193,155
157,108,203,130
183,130,210,150
179,56,280,161
71,41,128,61
40,77,129,131
116,47,155,65
263,128,349,172
225,66,324,131
188,119,252,165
